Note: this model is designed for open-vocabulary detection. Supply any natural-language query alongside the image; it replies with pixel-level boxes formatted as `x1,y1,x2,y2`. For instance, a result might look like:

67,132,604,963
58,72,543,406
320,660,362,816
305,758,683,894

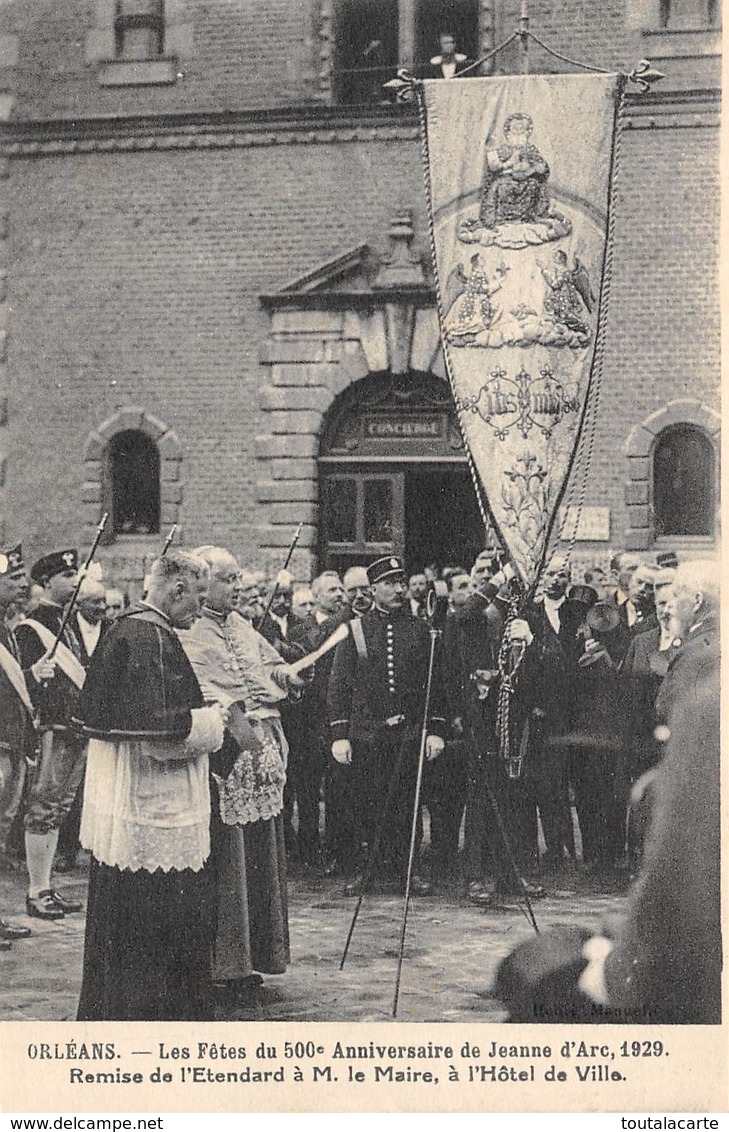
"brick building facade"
0,0,720,590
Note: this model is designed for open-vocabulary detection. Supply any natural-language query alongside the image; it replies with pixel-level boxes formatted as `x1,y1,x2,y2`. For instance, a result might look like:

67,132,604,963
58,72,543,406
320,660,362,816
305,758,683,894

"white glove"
425,735,444,761
331,739,352,765
31,654,56,682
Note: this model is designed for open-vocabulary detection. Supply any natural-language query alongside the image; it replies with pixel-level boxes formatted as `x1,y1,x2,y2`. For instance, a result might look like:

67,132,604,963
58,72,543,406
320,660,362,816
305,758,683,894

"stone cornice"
0,87,719,157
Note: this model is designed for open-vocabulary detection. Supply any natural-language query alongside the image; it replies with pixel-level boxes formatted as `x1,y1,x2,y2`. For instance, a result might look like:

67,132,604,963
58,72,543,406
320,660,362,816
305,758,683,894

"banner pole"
519,1,530,74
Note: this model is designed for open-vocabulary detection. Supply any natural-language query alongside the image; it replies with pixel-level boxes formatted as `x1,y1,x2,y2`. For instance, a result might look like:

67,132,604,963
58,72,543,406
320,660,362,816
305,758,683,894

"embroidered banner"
420,73,624,587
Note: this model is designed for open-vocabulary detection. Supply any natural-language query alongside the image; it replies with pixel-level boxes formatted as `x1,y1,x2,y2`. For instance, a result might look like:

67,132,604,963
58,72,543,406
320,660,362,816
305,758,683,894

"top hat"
569,584,598,608
656,550,679,570
367,556,406,585
31,549,79,584
585,601,621,635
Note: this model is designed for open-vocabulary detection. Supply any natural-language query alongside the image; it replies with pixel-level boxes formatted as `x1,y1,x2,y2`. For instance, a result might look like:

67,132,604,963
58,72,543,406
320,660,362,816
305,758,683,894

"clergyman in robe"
179,546,304,1001
75,551,226,1021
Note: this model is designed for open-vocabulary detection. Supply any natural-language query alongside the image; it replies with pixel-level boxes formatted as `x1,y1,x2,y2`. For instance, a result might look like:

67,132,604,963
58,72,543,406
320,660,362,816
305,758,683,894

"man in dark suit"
257,571,304,665
425,31,469,79
522,559,586,871
449,560,544,905
618,569,678,867
328,556,446,895
284,571,348,869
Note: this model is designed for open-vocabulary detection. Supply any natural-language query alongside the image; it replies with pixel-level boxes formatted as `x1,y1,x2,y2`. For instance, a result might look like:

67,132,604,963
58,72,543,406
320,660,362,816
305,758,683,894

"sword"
47,513,108,662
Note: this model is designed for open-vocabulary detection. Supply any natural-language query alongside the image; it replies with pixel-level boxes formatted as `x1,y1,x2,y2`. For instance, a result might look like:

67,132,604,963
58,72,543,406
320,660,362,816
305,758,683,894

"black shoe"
48,889,83,914
0,919,32,940
0,939,11,951
26,891,65,920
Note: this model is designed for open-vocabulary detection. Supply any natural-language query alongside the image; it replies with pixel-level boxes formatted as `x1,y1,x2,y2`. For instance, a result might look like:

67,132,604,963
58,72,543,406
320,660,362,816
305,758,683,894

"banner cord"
415,84,497,546
544,77,628,575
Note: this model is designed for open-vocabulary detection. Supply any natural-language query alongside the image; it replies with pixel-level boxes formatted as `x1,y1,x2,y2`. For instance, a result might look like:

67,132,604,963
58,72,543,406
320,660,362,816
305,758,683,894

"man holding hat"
0,544,40,945
15,549,86,920
327,555,446,895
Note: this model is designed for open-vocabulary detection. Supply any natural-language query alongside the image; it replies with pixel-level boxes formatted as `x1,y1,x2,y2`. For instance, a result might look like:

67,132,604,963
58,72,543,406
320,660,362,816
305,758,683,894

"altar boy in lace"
179,546,305,999
75,551,226,1021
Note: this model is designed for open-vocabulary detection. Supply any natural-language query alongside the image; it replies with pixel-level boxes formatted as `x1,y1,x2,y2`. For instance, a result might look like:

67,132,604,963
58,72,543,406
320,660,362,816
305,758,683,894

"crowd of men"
0,534,720,1021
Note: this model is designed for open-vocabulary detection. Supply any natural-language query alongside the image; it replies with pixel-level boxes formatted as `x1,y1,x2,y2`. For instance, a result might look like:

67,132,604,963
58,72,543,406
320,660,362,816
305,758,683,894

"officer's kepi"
367,556,406,585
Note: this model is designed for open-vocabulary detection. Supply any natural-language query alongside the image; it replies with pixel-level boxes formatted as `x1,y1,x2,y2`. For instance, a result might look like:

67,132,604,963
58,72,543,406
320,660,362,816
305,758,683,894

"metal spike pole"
47,512,109,661
519,0,530,74
160,523,178,557
392,624,440,1018
260,522,303,626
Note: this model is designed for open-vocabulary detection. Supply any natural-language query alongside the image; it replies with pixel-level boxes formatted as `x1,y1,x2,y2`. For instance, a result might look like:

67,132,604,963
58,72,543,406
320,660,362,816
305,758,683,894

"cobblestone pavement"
0,857,627,1024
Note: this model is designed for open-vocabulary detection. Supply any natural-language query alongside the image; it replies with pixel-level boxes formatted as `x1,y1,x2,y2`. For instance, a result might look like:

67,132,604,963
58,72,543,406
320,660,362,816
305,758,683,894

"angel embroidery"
443,253,509,344
538,250,595,336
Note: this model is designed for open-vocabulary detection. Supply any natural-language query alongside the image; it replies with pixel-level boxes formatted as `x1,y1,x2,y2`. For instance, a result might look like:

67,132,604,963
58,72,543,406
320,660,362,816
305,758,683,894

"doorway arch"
318,370,484,574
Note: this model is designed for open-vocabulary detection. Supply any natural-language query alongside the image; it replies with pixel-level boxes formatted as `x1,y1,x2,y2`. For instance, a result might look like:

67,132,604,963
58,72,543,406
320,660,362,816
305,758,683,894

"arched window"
107,429,161,535
653,425,715,537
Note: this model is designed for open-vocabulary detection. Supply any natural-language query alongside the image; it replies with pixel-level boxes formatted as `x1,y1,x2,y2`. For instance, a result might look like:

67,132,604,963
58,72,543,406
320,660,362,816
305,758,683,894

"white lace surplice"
80,738,211,873
215,713,288,827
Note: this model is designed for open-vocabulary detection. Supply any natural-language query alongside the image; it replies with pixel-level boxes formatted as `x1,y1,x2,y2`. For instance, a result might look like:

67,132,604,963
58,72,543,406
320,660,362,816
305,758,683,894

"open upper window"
652,424,715,538
331,0,480,105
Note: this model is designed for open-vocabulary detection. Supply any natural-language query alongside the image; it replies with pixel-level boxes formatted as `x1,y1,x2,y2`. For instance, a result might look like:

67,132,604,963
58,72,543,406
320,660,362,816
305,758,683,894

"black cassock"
75,606,222,1022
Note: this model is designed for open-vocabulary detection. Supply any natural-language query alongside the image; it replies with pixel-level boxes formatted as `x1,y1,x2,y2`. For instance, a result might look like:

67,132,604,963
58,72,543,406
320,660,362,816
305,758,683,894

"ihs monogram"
456,366,580,441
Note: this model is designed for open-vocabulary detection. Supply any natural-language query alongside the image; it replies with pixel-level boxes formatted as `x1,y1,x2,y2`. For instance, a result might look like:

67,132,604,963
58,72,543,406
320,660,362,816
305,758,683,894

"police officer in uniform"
327,556,446,896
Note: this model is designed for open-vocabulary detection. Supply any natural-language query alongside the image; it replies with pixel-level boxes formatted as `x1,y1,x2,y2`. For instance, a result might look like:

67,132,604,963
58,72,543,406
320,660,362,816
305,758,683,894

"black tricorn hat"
367,556,406,585
0,543,24,576
31,548,78,584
